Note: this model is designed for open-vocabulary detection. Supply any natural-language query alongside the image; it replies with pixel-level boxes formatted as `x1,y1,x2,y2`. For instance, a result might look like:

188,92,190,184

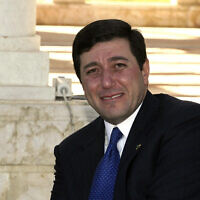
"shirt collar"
104,103,142,142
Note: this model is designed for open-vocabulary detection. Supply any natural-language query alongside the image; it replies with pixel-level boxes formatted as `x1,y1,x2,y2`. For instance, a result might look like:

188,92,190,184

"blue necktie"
89,127,122,200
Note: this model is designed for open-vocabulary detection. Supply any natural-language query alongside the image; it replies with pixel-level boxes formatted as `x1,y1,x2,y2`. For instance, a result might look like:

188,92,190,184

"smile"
101,93,123,100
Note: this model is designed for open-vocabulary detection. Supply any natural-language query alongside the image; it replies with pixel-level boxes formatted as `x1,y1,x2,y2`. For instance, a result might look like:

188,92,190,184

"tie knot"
109,127,122,146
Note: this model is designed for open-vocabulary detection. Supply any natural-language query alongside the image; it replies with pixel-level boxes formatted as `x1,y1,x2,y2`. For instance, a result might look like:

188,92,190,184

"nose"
101,70,115,89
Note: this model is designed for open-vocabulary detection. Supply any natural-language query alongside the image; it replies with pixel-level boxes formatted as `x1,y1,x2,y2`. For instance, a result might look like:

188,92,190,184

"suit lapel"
114,91,161,199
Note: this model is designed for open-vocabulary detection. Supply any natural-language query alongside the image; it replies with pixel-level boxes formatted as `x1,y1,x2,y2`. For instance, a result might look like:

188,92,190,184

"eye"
86,68,98,75
115,63,127,69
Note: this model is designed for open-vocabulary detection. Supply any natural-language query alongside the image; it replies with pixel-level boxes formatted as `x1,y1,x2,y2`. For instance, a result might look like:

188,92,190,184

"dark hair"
72,19,147,81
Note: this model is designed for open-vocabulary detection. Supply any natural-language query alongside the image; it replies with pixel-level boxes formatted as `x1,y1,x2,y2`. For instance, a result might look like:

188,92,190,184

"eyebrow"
82,62,98,71
108,56,129,62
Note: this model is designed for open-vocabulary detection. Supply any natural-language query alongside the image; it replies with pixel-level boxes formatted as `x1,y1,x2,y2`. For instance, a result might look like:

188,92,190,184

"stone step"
150,74,200,85
150,63,200,74
148,54,200,64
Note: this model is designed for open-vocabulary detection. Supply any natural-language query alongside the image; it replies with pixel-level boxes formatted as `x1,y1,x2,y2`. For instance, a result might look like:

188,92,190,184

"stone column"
0,0,54,100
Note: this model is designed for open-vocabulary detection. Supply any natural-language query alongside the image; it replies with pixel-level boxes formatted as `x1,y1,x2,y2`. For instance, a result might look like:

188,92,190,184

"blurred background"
37,0,200,102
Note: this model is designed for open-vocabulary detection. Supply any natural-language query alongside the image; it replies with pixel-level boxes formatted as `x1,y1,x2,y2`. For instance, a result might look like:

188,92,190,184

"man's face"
80,38,149,125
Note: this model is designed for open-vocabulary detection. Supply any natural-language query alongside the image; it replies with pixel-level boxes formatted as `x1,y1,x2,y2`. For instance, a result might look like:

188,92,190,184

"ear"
142,58,150,86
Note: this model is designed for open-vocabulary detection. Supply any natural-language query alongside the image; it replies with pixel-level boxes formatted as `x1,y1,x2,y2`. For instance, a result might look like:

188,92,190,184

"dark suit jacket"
51,91,200,200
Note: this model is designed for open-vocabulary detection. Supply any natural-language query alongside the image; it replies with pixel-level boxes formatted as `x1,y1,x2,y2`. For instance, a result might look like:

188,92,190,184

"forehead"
80,38,132,61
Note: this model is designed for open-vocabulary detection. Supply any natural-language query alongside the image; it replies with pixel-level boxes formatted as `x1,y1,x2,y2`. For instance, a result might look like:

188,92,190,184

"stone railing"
0,100,98,199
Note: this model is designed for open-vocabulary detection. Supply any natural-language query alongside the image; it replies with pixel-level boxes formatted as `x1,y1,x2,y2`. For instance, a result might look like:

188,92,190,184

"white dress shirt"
104,104,142,157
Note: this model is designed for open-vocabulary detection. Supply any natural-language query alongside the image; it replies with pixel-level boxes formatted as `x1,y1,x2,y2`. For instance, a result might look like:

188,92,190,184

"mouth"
101,93,123,101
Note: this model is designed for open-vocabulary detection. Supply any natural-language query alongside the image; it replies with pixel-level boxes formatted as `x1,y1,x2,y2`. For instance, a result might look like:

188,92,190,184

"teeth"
103,97,112,100
111,94,121,99
103,94,121,100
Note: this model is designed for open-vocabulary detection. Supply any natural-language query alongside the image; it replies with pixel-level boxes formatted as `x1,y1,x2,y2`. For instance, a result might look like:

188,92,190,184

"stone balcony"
36,0,200,27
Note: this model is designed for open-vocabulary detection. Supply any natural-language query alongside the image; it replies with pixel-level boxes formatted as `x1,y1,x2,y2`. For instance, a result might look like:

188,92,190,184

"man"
51,19,200,200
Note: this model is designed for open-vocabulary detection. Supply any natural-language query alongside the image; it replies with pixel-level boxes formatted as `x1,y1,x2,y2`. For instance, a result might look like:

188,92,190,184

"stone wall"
0,100,98,199
37,0,200,27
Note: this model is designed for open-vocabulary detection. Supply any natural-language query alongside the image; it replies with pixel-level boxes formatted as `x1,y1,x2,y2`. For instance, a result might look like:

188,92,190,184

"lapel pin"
136,144,142,150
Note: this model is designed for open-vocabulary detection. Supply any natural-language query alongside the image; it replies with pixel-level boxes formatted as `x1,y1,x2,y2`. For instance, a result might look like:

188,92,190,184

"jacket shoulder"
155,93,200,112
154,93,200,126
56,116,103,155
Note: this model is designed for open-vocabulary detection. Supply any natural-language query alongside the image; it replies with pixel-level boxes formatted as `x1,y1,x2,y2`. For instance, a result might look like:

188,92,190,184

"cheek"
119,69,140,85
119,70,144,95
82,79,98,96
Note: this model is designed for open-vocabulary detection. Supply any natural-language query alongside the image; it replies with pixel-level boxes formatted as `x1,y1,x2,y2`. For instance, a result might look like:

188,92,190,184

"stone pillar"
0,0,55,100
